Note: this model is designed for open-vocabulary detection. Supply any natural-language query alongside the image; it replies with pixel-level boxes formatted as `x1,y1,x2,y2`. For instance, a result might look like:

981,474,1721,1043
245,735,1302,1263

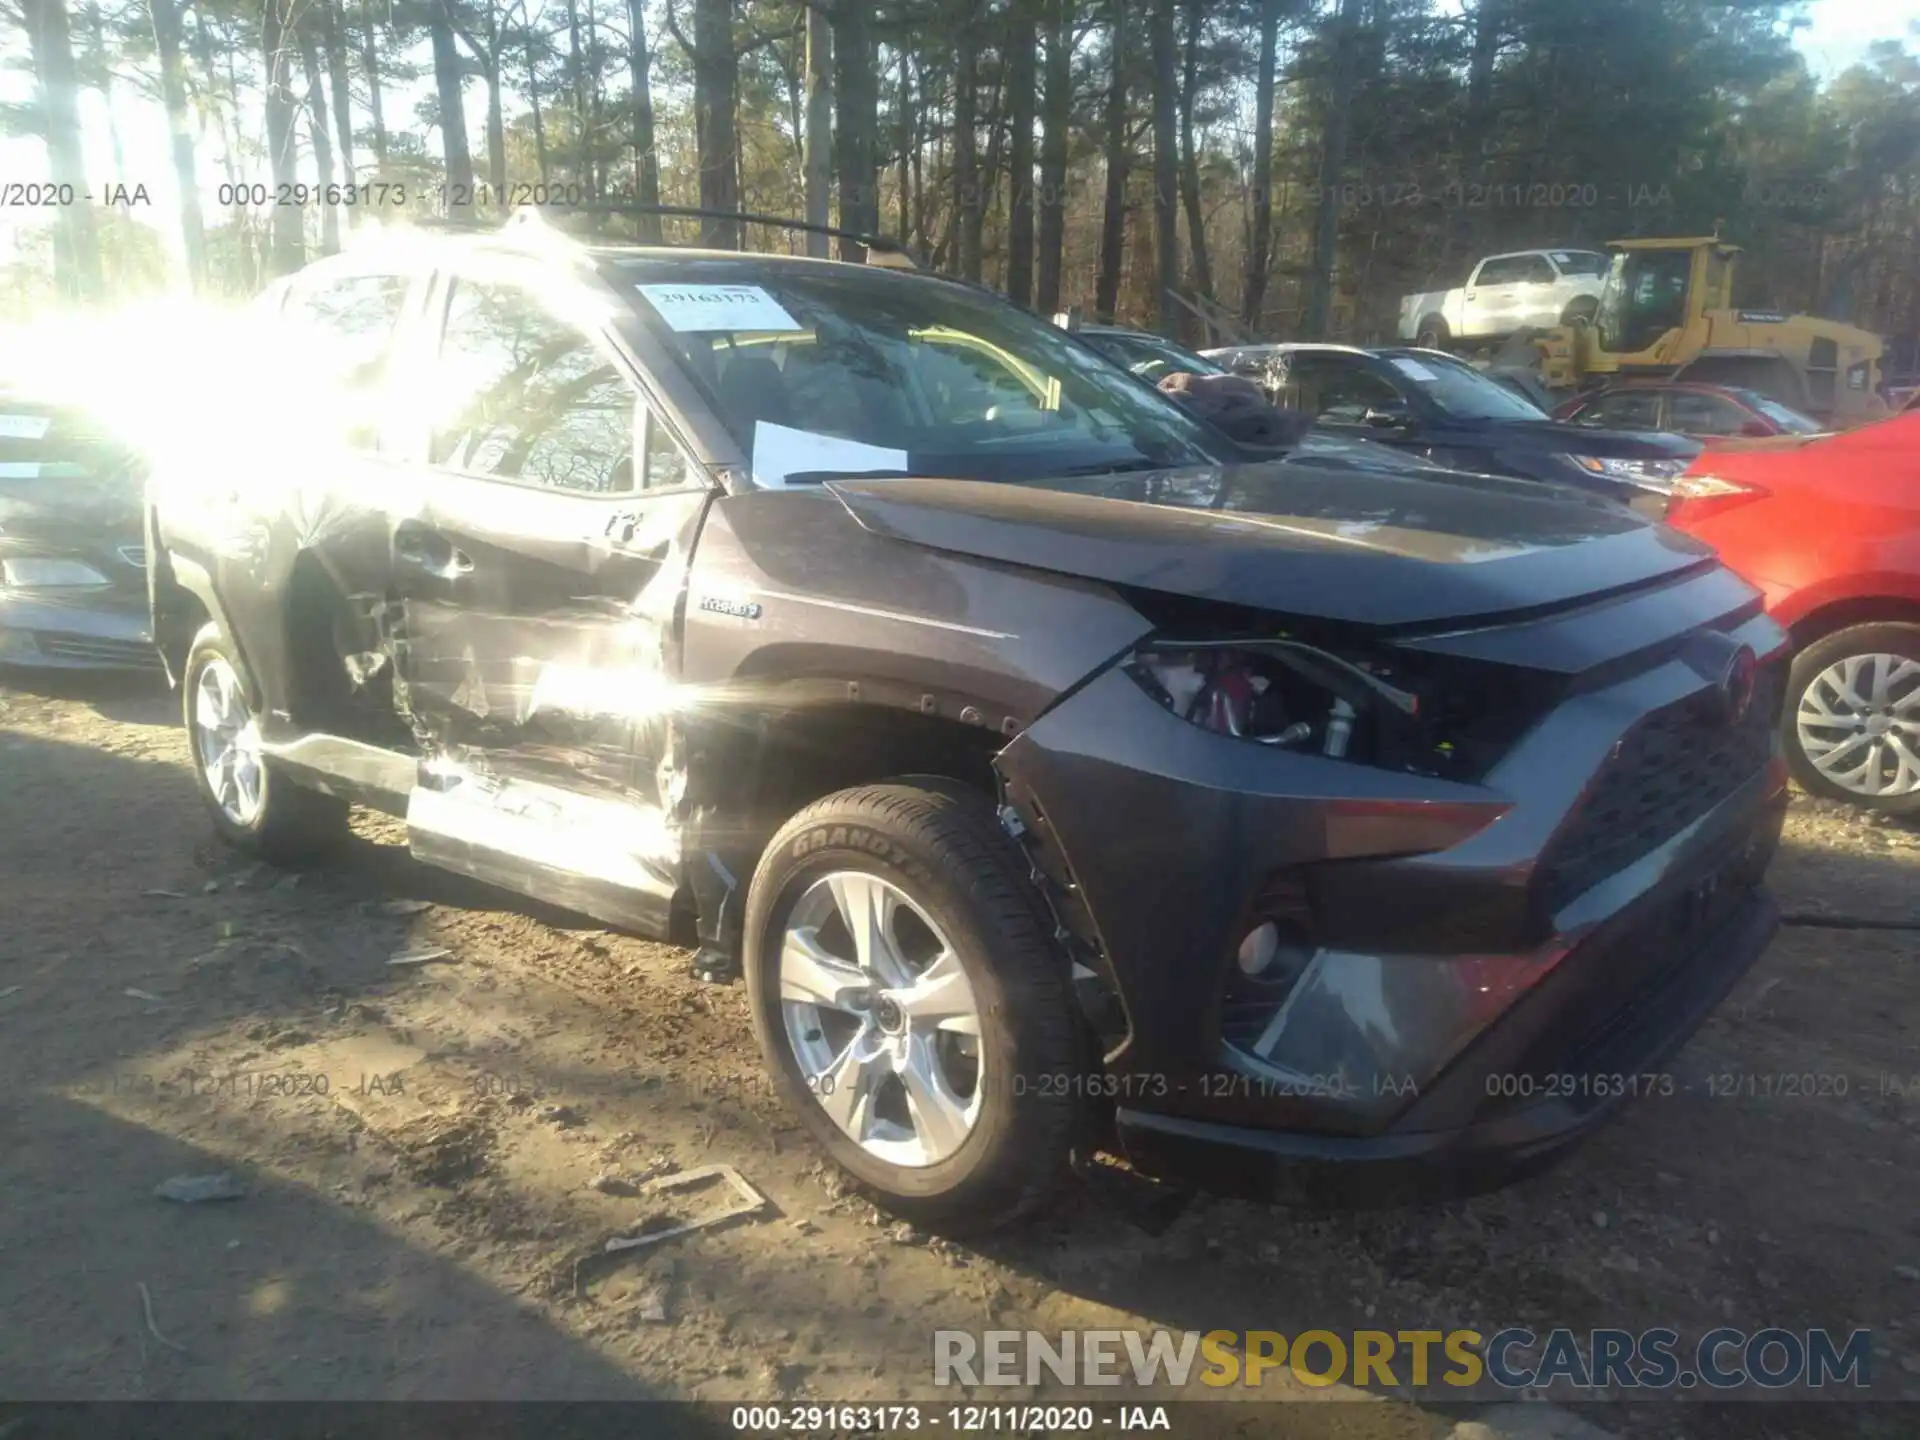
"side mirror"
1363,407,1412,430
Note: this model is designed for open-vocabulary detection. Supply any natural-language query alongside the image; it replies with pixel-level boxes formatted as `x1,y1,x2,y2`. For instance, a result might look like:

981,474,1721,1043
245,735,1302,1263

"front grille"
1538,664,1782,913
34,633,164,668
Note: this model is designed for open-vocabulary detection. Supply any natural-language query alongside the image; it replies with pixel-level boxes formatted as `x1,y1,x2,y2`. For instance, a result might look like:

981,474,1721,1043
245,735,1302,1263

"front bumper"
995,587,1789,1204
1114,833,1780,1206
0,590,159,671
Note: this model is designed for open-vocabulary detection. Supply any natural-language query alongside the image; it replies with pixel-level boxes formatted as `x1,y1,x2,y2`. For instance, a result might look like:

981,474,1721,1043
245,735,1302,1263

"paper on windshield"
637,283,803,333
0,414,53,440
752,421,908,489
1388,357,1441,382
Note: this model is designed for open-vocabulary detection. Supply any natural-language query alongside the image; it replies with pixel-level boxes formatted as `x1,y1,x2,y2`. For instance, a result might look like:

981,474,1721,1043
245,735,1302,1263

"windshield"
1084,331,1227,382
1377,352,1549,422
1735,391,1825,434
618,260,1228,485
1595,249,1692,354
1550,250,1607,278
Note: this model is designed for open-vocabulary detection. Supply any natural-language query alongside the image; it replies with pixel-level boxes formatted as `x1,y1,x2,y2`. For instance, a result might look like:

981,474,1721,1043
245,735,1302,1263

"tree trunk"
588,0,608,199
954,1,982,281
803,1,832,254
483,56,507,199
300,27,342,253
626,0,662,238
1093,0,1128,321
260,0,304,276
320,0,354,189
1148,0,1178,336
526,34,550,183
1302,0,1360,338
1175,0,1212,305
360,0,388,167
81,4,126,181
24,0,101,298
895,45,912,242
1005,0,1036,306
429,0,476,215
832,0,876,257
1035,0,1071,315
690,0,740,245
1241,0,1280,329
567,0,589,190
148,0,208,291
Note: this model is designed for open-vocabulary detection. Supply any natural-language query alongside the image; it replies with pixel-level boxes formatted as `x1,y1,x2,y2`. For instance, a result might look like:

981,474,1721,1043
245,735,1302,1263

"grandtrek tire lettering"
744,784,1081,1230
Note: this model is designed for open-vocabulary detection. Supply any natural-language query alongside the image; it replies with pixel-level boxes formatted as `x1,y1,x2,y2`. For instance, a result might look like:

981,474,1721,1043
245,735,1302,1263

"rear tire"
183,622,351,863
1784,623,1920,815
1415,316,1450,350
742,783,1080,1232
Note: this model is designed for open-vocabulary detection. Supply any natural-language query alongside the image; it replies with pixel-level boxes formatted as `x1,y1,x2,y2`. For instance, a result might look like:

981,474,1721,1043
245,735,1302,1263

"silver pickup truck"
1398,248,1607,348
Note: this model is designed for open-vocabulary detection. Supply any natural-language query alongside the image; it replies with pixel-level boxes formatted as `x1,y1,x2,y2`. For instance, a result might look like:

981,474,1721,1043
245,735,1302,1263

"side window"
1583,390,1663,430
642,410,696,490
1474,257,1520,286
1667,391,1745,436
431,280,637,495
1292,359,1405,422
1516,256,1557,285
293,271,410,382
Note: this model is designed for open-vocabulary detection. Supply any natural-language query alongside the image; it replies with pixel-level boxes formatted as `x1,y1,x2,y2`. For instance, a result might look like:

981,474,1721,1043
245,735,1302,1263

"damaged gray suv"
149,215,1790,1230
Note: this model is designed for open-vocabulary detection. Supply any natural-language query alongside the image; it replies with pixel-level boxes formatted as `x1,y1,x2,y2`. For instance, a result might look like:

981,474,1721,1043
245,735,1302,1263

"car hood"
1461,419,1700,460
828,458,1717,629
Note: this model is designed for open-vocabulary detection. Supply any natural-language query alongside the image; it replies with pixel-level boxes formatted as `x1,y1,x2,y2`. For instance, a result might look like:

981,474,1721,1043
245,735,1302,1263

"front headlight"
1565,454,1689,488
1,557,112,590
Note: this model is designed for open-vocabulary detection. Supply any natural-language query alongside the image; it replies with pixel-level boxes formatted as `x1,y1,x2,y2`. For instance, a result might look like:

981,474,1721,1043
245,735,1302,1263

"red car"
1665,410,1920,813
1555,381,1825,444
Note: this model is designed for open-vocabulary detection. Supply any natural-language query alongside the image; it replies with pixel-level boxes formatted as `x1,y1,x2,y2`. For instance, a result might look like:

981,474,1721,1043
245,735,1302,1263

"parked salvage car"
1554,381,1825,444
1664,411,1920,814
0,388,159,672
1205,342,1699,505
1076,325,1229,384
150,214,1789,1228
1397,248,1608,349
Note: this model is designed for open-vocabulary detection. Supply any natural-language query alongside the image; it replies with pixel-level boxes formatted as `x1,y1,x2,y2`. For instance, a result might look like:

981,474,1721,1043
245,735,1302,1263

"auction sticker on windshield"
637,284,804,333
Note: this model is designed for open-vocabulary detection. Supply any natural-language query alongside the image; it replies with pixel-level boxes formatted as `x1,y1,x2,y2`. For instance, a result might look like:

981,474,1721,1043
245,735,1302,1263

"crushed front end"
995,564,1789,1206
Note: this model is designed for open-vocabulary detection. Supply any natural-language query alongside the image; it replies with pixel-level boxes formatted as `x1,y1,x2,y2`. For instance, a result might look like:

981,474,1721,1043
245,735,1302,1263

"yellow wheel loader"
1488,236,1888,426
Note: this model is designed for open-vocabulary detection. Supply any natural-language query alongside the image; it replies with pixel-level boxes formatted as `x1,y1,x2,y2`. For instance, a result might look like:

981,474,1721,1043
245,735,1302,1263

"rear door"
392,260,715,932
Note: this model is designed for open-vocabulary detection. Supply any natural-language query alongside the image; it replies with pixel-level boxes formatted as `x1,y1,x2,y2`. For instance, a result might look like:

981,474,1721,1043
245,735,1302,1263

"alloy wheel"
1796,651,1920,799
778,871,984,1168
192,655,266,826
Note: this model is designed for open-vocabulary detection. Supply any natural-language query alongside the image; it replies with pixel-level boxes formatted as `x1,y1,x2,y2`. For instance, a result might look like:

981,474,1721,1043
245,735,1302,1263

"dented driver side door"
391,265,714,934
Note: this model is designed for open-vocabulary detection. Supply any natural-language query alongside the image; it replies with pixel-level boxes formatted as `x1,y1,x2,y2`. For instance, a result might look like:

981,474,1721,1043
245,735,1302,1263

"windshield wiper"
1050,457,1172,477
782,468,924,485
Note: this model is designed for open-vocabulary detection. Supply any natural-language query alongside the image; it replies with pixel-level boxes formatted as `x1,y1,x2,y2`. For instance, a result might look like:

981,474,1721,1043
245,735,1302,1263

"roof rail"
496,202,921,270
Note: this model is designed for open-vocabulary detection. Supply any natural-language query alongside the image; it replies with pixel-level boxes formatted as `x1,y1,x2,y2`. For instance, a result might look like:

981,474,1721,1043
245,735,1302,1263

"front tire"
183,622,350,862
1784,623,1920,814
742,783,1080,1231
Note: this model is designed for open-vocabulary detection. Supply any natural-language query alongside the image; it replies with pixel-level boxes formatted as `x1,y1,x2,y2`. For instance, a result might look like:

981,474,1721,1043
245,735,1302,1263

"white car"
1397,248,1606,349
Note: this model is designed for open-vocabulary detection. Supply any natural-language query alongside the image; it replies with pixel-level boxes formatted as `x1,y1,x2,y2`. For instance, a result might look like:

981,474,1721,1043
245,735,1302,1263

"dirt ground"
2,669,1917,1440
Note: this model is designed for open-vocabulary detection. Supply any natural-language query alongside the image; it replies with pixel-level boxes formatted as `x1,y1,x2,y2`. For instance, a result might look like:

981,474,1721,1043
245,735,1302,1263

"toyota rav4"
148,215,1790,1230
